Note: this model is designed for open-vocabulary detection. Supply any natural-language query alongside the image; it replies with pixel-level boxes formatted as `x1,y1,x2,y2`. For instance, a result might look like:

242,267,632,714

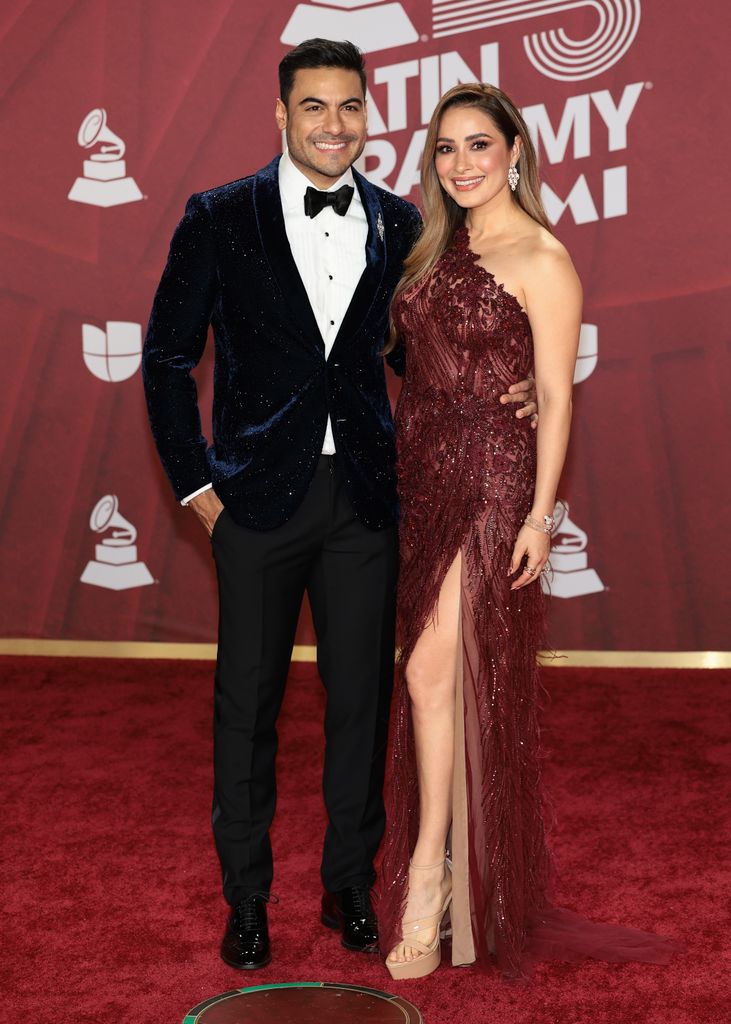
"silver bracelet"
524,513,554,534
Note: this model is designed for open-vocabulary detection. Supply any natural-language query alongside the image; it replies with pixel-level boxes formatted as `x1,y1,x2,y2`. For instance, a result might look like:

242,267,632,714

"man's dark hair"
278,38,367,107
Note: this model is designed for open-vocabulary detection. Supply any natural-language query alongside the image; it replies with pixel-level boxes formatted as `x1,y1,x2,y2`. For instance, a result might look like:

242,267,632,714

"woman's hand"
509,525,550,590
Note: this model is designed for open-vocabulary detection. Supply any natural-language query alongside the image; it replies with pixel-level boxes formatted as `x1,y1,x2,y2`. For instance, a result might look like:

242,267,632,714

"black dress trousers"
210,457,397,906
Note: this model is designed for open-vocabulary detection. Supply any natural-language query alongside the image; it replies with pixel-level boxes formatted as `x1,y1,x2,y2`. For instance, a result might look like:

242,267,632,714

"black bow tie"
304,184,354,219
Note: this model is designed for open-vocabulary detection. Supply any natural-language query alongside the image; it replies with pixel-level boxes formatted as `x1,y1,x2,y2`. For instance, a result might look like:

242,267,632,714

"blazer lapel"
331,168,387,352
253,156,324,352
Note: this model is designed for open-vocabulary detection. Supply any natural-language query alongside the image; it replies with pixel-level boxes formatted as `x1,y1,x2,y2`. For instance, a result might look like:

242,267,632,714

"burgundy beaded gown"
378,226,679,980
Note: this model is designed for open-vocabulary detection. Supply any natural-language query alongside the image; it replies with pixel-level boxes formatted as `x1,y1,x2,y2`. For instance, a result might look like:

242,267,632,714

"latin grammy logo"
82,321,142,382
542,501,604,599
68,109,143,208
281,0,418,55
80,495,154,591
431,0,640,82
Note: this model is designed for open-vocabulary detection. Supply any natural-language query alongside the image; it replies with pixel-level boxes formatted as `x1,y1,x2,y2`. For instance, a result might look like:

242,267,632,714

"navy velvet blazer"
142,156,421,530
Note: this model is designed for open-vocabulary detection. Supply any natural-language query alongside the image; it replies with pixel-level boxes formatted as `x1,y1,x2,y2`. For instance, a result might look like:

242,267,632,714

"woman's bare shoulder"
523,226,580,291
519,221,569,265
516,223,582,308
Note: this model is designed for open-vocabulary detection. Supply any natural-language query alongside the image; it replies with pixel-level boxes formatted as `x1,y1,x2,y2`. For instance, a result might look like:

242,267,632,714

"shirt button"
328,275,333,280
324,232,329,237
330,320,335,326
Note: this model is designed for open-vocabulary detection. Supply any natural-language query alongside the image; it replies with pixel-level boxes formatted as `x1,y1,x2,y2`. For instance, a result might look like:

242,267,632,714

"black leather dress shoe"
321,886,379,953
220,893,271,969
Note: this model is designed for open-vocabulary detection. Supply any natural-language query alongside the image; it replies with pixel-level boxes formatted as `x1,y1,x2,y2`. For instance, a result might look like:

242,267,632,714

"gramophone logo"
80,495,154,591
542,501,604,599
68,108,143,208
281,0,418,54
82,322,142,382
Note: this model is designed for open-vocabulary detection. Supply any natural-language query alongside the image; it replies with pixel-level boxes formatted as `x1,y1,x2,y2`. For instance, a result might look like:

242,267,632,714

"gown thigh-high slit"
378,226,680,980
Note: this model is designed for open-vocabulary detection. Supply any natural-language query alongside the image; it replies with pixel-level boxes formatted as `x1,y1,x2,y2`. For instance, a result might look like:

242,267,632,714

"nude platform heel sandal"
386,859,453,981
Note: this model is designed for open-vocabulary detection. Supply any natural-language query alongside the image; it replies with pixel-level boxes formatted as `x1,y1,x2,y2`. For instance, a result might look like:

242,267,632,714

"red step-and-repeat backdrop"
1,1,729,649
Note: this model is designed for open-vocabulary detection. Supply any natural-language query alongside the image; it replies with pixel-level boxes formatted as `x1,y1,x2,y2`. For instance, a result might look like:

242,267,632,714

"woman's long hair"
384,82,551,354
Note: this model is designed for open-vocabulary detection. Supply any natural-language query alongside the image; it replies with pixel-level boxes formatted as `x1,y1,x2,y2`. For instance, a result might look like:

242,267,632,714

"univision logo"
574,324,597,384
82,321,142,382
281,0,641,80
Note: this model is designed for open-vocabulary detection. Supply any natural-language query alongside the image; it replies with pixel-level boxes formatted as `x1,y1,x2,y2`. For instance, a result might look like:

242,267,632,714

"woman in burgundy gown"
379,83,679,981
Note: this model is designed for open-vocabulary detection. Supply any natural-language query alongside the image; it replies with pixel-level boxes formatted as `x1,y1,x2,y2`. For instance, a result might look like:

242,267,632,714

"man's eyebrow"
298,96,364,107
436,132,493,143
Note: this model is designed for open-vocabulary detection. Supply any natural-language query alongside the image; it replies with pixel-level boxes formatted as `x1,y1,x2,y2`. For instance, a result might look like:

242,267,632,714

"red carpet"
2,657,729,1023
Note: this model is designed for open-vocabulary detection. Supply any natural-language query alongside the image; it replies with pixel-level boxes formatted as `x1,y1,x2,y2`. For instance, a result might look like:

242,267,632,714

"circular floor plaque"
182,982,422,1024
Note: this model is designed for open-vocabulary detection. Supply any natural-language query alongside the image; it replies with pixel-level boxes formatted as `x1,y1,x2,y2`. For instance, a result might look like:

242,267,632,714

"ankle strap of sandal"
409,857,446,871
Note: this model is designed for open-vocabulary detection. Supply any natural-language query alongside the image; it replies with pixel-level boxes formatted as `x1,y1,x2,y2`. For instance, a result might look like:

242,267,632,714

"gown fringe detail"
377,227,680,979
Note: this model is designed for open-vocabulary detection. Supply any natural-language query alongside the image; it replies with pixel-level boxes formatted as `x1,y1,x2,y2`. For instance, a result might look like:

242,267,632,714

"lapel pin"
377,212,384,242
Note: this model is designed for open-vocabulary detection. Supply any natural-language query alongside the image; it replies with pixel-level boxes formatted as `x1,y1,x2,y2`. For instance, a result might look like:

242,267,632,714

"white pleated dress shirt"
182,150,368,505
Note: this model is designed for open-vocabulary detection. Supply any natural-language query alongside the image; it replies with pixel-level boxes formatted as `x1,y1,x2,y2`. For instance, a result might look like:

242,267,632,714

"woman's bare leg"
388,552,461,963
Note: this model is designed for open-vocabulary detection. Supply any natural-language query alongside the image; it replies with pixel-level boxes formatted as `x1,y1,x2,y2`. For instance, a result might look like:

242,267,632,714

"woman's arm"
509,243,582,589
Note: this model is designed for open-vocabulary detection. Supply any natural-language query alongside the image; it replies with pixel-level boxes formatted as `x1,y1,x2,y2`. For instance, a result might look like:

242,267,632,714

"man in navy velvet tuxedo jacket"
143,155,412,532
143,40,421,971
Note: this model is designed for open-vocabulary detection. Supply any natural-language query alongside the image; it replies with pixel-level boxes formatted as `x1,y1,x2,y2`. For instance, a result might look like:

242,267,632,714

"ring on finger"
525,566,536,576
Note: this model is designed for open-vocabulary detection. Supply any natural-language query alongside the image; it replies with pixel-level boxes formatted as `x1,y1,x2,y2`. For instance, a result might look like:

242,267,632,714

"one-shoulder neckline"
452,226,530,322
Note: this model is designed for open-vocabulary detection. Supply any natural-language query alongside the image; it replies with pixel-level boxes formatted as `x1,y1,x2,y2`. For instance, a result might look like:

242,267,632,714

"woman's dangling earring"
508,165,519,191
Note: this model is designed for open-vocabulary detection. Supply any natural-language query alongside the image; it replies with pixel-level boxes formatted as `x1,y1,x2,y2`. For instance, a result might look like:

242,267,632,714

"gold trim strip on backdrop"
0,639,729,669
